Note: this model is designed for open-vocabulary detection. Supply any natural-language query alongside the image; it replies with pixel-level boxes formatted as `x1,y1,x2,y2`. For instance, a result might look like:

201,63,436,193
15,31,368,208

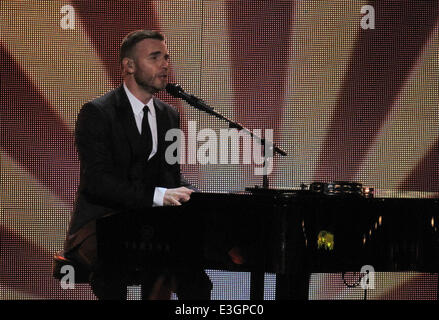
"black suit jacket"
64,85,190,253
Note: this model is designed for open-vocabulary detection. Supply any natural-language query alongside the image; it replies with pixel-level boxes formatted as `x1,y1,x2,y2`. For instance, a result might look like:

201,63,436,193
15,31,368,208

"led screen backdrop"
1,0,438,300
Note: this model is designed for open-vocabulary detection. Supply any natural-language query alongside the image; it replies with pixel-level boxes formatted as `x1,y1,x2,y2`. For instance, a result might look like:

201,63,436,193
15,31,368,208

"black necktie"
142,105,153,158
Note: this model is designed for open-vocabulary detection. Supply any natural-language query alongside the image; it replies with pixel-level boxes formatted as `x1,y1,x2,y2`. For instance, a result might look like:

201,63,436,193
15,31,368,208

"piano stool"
52,250,180,297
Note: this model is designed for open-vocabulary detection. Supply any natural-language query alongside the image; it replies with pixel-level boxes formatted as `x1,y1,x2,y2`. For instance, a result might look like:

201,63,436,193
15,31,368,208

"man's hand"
163,187,194,206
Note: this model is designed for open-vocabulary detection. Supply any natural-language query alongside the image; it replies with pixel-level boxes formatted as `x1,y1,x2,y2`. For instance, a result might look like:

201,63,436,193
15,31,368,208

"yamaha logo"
140,225,154,241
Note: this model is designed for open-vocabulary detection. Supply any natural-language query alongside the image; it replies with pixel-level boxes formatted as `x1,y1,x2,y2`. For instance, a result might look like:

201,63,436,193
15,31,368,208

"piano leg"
250,271,265,300
275,270,310,300
275,202,310,300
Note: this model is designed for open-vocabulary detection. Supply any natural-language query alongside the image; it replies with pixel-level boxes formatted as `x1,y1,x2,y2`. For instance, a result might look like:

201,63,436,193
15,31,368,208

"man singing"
64,30,212,300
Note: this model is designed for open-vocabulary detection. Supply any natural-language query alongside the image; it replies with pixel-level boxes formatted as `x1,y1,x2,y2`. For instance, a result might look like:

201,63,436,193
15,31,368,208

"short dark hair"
119,30,165,64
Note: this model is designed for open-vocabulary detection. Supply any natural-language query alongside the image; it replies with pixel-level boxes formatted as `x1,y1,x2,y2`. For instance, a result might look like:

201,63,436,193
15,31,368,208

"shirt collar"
123,82,155,116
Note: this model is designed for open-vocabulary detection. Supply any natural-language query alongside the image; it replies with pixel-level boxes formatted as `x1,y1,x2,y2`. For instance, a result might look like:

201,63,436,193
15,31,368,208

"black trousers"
67,235,212,300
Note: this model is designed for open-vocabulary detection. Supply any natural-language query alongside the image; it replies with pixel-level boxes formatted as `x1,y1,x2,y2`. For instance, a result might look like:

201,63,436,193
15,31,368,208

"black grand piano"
94,183,439,300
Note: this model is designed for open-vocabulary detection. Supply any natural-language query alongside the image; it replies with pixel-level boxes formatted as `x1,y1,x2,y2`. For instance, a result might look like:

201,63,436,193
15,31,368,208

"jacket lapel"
114,85,143,157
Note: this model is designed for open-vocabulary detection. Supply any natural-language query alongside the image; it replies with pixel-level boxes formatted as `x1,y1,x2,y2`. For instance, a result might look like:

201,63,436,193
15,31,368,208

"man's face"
130,38,170,94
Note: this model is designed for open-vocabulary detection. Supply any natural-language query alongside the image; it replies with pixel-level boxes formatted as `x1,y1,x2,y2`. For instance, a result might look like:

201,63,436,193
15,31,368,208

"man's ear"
122,57,135,74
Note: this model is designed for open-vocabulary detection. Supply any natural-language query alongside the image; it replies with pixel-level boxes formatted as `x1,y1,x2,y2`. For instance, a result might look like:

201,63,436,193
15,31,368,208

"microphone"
165,83,185,98
165,83,214,112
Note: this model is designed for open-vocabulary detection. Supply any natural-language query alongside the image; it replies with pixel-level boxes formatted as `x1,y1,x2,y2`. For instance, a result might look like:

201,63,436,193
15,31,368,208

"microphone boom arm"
166,83,287,157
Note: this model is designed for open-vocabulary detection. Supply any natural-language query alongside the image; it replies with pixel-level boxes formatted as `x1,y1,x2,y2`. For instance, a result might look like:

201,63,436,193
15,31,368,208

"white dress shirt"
123,83,167,206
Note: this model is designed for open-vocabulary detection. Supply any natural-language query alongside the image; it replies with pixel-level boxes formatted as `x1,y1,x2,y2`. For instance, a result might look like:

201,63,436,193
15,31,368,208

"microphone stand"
167,84,289,300
262,143,269,189
167,85,287,190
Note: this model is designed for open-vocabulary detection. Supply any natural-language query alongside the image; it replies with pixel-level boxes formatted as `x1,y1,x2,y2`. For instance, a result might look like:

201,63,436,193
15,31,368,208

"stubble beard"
134,71,164,95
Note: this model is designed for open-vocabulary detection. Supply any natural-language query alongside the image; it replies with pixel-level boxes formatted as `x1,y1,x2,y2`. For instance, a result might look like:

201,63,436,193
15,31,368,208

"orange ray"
357,25,439,194
0,151,70,253
276,0,367,188
0,0,113,130
0,285,38,300
309,272,428,300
